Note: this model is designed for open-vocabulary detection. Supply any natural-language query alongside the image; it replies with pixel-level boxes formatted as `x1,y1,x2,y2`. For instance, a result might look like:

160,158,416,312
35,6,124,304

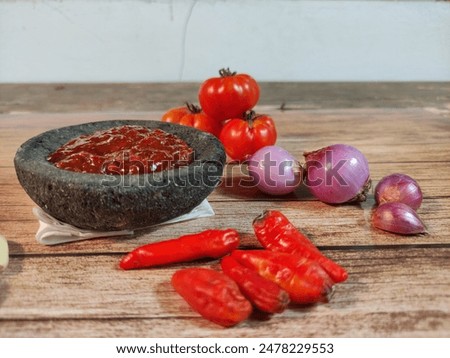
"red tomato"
161,103,222,137
219,112,277,161
198,68,260,122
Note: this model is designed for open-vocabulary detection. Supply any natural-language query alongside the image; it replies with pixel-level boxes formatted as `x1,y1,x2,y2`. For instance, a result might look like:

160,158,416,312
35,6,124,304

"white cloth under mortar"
33,199,215,245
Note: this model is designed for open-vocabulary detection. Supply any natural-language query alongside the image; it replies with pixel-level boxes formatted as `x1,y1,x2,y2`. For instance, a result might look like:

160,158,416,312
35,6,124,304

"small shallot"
374,173,423,210
372,202,426,235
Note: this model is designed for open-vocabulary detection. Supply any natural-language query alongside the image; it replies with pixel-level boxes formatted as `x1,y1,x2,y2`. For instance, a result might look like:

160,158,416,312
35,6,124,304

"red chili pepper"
119,229,240,270
220,255,290,314
231,250,334,304
253,210,348,283
171,267,252,327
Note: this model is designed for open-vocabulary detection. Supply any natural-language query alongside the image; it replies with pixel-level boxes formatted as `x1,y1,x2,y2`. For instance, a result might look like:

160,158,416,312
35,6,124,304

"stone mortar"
14,120,226,231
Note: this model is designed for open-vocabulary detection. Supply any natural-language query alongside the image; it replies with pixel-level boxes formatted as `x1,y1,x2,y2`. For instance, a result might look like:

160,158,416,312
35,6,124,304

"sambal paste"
48,125,194,174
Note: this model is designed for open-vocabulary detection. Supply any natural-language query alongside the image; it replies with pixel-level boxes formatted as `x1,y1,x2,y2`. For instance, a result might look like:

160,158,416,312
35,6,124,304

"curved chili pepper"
220,255,290,314
231,249,334,304
171,267,252,327
253,210,348,283
119,229,240,270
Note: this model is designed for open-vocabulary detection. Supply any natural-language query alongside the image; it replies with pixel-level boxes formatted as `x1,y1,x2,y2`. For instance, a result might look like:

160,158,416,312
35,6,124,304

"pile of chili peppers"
119,210,348,327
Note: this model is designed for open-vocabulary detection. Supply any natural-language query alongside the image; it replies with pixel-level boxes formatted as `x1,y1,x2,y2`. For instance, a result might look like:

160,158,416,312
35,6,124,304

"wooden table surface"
0,83,449,338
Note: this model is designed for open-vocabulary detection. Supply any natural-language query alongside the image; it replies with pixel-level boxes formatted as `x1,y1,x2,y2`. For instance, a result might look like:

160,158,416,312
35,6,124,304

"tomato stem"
219,68,237,77
185,102,201,114
244,110,257,128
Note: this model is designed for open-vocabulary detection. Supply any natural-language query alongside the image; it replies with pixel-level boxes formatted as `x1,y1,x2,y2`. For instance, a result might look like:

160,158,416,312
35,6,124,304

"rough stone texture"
14,120,225,230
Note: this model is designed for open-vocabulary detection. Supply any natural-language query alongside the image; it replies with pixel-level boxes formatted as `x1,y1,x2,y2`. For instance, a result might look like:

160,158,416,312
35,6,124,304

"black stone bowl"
14,120,226,231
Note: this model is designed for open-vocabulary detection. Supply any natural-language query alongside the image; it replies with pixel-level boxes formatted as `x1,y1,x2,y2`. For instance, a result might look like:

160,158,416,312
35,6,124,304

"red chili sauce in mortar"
48,125,194,174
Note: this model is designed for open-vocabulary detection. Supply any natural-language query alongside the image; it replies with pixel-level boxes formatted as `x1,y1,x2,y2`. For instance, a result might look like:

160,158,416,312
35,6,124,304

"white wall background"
0,0,449,83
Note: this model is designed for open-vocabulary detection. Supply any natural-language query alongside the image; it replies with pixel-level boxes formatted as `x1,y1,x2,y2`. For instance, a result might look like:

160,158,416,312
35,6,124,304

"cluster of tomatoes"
161,68,277,161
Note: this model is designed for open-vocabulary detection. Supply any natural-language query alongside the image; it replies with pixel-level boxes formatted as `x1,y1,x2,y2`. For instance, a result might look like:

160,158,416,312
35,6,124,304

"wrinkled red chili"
220,255,290,314
253,210,348,283
171,267,252,327
231,249,334,304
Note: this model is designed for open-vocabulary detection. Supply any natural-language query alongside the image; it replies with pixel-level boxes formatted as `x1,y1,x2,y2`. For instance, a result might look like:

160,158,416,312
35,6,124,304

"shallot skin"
372,202,427,235
374,173,423,210
304,144,371,204
247,146,302,195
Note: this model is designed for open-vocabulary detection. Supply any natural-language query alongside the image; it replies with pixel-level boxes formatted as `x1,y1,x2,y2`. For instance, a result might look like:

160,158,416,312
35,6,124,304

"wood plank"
0,311,447,338
1,108,449,254
1,83,449,113
3,141,448,168
1,108,449,139
2,108,449,164
3,161,450,202
1,197,448,256
0,247,448,337
215,162,450,201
